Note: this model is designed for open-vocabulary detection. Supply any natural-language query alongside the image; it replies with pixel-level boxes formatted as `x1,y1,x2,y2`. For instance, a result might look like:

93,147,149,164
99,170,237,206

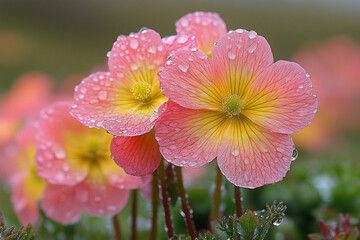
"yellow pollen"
222,94,244,117
131,81,152,103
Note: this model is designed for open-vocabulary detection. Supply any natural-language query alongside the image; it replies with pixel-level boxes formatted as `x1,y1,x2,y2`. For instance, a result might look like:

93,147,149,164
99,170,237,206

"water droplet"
106,51,111,58
236,29,244,33
131,64,139,70
306,73,311,78
148,46,156,54
248,30,257,39
273,213,285,226
291,148,298,161
248,43,257,53
178,63,189,72
98,91,108,100
181,19,189,27
177,35,188,44
55,172,65,182
228,51,236,60
130,39,139,50
190,47,198,52
298,85,304,89
232,149,239,156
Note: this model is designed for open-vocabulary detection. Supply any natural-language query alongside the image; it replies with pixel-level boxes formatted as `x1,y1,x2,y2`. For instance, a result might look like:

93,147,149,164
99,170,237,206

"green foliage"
0,212,35,240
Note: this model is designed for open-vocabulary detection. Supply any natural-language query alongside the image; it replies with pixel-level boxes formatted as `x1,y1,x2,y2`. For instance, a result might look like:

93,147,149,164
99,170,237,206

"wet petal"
110,130,161,176
155,101,226,168
76,178,129,217
176,11,227,56
217,117,294,188
42,184,82,225
243,61,318,134
212,29,273,97
158,50,224,110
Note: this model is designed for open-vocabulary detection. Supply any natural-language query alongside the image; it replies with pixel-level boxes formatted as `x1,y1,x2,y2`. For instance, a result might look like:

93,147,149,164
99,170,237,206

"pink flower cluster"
72,11,317,188
0,11,317,226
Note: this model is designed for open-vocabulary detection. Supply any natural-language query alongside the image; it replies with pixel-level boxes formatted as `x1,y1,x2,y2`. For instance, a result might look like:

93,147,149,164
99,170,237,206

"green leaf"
238,210,259,239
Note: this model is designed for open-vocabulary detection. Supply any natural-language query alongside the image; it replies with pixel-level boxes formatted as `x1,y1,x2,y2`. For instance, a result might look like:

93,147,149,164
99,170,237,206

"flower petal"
176,11,227,56
110,129,161,176
76,178,129,217
212,30,273,97
108,29,165,80
243,61,318,134
155,101,226,168
158,50,224,110
217,117,294,188
11,176,41,226
162,34,197,57
42,184,82,225
36,102,88,186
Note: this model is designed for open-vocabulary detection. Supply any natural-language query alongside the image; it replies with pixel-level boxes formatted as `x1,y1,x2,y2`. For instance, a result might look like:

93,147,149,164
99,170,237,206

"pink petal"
110,130,161,176
158,50,223,110
42,184,82,225
162,34,198,57
36,101,88,186
155,101,225,168
108,29,165,79
217,117,294,189
176,12,227,56
76,178,129,217
11,177,40,226
99,152,152,189
212,29,274,94
243,61,318,134
71,72,120,129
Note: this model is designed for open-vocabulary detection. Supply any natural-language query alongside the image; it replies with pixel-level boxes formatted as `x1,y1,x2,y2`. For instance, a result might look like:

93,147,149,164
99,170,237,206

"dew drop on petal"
306,73,311,78
98,91,108,100
130,39,139,50
231,149,239,156
177,35,188,44
228,51,236,60
178,63,189,72
236,29,244,33
248,30,257,39
131,64,139,70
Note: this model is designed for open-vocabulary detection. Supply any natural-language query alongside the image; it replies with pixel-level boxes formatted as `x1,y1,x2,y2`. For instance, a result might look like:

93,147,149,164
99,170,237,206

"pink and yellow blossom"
156,29,317,188
35,101,151,223
70,29,196,176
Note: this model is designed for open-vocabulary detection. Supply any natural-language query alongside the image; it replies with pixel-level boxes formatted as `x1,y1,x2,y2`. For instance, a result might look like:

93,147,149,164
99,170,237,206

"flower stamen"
131,81,152,103
222,94,244,117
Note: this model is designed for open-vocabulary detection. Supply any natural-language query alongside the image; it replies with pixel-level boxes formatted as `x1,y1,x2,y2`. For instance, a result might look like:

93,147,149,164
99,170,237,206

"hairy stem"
234,186,243,216
131,189,138,240
149,170,159,240
159,158,174,238
174,165,197,240
112,215,122,240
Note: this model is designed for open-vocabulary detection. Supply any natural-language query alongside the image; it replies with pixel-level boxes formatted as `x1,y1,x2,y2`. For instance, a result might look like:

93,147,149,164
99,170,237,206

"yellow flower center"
131,81,152,103
222,94,244,117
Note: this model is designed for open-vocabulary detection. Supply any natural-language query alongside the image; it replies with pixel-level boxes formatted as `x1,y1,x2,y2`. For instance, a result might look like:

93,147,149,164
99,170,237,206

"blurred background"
1,0,360,239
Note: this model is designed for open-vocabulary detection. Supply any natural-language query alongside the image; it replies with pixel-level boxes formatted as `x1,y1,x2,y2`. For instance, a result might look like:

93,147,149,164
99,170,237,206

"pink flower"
71,29,196,136
70,29,196,176
292,36,360,153
35,101,151,224
176,12,227,56
0,72,53,147
2,122,46,226
157,29,317,188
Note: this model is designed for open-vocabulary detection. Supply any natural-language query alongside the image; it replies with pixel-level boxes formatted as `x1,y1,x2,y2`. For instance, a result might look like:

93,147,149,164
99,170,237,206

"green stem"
174,165,197,240
149,170,159,240
131,189,138,240
234,186,243,216
159,158,174,238
210,164,223,221
112,215,122,240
